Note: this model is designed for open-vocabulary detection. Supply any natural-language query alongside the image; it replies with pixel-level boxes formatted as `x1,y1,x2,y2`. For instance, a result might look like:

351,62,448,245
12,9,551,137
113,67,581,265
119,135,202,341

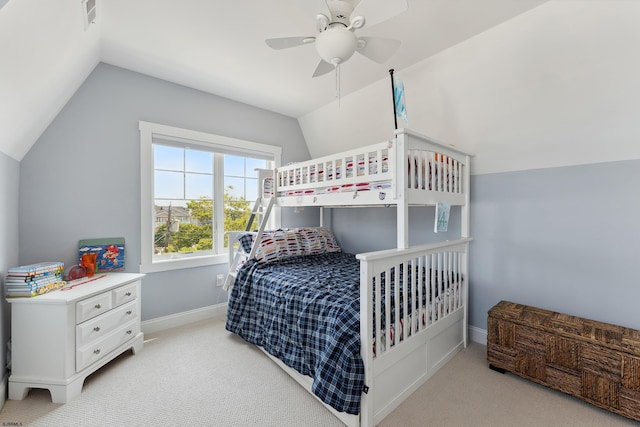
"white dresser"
7,273,145,403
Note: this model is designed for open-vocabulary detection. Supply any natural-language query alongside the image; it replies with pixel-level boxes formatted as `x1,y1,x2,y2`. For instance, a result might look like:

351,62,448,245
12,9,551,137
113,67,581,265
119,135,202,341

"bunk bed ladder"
223,196,275,290
246,196,275,258
245,198,263,232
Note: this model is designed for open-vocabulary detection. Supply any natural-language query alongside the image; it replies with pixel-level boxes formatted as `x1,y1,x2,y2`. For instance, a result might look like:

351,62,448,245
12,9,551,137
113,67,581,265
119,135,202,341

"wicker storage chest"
487,300,640,422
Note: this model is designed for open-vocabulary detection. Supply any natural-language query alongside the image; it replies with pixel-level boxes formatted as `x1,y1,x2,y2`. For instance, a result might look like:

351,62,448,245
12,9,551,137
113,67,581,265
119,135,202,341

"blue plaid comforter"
225,252,364,415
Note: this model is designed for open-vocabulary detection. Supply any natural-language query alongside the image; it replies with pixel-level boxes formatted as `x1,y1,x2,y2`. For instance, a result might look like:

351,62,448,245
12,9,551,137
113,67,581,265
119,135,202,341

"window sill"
140,253,228,274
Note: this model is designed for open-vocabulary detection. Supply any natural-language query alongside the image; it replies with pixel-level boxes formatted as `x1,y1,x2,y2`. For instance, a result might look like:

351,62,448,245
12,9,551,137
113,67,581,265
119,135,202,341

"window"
140,121,281,273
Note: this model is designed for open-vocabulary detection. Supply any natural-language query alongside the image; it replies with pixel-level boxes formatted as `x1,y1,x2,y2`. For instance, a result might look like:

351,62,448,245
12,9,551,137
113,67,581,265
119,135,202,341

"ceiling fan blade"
351,0,408,29
357,37,401,63
312,60,335,78
265,37,315,50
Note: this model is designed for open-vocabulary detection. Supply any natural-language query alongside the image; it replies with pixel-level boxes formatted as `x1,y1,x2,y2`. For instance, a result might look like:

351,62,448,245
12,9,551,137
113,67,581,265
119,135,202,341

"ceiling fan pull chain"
335,63,341,106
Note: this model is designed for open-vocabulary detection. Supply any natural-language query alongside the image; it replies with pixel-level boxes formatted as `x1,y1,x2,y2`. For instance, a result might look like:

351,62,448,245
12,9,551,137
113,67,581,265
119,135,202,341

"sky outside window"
154,145,266,204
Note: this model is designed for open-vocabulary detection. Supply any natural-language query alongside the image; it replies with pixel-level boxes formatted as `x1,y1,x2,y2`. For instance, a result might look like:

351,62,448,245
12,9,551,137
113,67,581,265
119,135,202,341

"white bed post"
256,168,279,229
359,259,374,427
461,154,471,347
395,129,409,249
461,155,471,239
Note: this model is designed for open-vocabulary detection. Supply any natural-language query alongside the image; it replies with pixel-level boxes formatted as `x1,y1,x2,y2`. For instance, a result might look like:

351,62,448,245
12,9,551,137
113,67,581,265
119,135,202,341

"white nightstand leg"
49,378,84,404
8,382,30,400
131,333,144,355
8,378,85,404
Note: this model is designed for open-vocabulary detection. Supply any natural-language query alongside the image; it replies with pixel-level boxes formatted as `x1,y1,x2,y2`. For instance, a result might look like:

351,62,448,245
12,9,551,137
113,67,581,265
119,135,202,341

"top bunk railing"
276,140,394,193
270,129,472,208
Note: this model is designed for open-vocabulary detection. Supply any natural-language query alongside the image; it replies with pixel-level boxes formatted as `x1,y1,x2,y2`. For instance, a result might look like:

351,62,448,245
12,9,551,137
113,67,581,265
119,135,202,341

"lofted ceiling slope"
0,0,547,161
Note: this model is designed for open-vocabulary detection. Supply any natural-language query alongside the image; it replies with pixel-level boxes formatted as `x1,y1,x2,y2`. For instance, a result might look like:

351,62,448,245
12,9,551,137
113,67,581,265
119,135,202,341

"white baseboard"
141,303,228,335
469,325,487,346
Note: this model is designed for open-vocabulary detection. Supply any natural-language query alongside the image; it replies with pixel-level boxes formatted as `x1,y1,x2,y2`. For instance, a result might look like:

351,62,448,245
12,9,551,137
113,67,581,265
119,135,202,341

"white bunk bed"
225,128,472,427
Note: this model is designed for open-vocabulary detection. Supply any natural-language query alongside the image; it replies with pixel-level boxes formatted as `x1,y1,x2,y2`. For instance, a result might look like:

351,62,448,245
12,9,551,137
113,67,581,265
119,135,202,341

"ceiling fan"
265,0,408,78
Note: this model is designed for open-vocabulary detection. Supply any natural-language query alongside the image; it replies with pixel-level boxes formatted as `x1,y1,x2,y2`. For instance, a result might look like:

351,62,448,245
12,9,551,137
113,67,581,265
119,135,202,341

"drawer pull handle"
125,292,132,297
95,304,102,309
126,310,132,315
94,349,101,355
94,326,101,332
126,330,133,335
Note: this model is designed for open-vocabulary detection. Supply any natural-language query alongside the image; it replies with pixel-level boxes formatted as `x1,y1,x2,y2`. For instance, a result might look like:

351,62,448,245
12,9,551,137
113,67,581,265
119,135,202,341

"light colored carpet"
0,317,637,426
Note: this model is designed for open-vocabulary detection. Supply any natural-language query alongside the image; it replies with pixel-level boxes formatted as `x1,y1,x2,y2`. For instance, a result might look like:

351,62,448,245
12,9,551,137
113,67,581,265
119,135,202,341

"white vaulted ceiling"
0,0,548,161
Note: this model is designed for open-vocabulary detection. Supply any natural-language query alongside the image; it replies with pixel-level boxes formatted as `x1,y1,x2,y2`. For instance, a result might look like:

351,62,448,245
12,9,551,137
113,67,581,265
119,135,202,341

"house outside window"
140,121,281,273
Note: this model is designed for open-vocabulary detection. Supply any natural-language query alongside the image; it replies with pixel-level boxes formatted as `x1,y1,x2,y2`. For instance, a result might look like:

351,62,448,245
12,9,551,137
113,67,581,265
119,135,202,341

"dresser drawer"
76,292,113,324
76,319,140,371
76,300,138,347
113,282,138,307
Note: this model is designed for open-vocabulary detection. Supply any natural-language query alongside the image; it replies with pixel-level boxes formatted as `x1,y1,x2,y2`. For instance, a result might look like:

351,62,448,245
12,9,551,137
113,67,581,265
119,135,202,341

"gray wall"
469,160,640,331
330,206,461,254
0,151,20,383
15,62,640,337
19,63,316,321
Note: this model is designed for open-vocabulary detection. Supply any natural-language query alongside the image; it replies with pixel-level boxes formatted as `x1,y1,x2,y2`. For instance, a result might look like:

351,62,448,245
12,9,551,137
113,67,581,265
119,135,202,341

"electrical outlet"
216,274,225,287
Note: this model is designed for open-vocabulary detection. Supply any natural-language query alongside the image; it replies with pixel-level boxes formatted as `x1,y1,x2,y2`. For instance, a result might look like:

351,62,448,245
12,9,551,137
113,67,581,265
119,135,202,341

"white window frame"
140,121,281,273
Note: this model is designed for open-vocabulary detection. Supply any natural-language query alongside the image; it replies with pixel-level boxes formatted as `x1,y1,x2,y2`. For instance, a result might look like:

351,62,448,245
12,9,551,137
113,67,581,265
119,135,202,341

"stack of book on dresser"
5,262,66,298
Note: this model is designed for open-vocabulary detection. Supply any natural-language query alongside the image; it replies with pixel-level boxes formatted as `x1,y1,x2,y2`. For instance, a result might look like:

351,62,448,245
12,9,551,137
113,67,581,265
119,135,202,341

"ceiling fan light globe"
315,27,357,65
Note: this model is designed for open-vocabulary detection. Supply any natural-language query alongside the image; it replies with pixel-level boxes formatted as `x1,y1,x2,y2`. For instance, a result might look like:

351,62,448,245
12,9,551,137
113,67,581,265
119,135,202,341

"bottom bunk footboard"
357,238,471,426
